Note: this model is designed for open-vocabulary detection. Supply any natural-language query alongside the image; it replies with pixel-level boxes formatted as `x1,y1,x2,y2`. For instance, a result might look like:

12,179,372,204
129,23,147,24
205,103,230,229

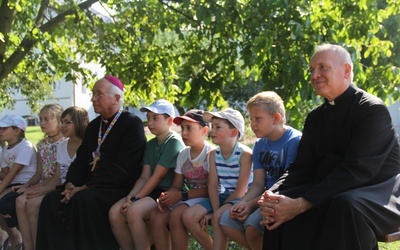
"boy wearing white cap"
0,114,37,249
0,115,37,194
182,108,253,250
109,99,184,250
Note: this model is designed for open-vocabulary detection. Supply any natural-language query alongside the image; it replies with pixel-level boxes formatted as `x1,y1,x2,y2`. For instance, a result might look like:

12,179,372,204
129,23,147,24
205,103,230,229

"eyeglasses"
61,121,74,126
89,92,108,99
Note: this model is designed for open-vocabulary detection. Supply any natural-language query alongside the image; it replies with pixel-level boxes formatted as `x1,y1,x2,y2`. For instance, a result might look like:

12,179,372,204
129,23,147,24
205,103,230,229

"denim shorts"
197,191,239,214
219,207,264,233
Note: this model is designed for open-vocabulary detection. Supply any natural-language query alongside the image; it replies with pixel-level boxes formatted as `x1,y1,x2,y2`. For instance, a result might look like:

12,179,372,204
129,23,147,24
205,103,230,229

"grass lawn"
26,126,155,145
187,229,400,249
25,126,44,145
379,241,400,249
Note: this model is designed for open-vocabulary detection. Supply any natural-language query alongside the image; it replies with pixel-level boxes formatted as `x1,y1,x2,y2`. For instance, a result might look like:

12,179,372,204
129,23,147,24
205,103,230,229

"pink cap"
103,75,124,91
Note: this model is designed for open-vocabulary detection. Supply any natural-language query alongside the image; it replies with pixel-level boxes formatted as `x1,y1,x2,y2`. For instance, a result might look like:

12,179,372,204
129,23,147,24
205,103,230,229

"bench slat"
378,229,400,242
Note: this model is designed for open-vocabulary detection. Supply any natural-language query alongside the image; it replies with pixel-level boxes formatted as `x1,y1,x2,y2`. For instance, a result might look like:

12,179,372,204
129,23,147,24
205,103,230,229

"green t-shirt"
142,131,184,190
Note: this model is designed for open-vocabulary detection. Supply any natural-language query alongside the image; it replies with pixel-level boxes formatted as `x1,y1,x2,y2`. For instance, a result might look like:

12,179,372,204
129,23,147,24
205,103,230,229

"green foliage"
0,0,399,126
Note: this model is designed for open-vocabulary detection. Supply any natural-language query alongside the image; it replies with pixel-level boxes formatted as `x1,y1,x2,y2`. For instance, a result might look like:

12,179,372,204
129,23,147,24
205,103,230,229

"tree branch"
35,0,50,27
40,0,99,33
0,0,18,59
158,0,200,25
0,0,99,81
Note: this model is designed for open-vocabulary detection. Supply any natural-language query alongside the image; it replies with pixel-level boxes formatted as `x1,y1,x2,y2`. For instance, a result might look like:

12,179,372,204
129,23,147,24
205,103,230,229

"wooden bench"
378,228,400,242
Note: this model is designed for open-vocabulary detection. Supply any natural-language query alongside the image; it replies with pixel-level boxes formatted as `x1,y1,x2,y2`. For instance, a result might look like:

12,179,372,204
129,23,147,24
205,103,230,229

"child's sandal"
0,237,9,250
14,243,23,250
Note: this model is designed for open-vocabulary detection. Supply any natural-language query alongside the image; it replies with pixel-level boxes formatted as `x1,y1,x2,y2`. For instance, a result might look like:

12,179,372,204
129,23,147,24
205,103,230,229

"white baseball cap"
0,114,27,131
203,108,245,139
140,99,175,118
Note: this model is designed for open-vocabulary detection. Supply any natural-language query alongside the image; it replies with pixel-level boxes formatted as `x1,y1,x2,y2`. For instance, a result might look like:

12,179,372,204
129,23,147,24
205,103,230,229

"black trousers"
0,191,22,227
263,174,400,250
36,187,128,250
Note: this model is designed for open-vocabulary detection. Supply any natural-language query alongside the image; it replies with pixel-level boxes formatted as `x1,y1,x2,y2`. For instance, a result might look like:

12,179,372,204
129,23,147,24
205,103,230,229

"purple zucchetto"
103,75,124,91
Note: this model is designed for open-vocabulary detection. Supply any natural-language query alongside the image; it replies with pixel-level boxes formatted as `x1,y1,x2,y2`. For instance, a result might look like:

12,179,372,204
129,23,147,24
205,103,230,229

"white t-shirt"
175,141,214,189
1,138,37,185
56,138,77,183
167,141,214,210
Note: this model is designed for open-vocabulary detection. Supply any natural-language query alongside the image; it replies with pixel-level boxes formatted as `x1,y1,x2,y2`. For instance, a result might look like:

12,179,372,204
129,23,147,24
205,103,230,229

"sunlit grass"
26,126,154,145
379,241,400,249
25,126,44,145
187,228,400,249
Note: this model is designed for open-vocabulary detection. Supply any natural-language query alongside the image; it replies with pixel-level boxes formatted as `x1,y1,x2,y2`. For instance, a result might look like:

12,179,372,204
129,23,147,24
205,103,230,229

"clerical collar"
324,85,356,107
101,112,118,124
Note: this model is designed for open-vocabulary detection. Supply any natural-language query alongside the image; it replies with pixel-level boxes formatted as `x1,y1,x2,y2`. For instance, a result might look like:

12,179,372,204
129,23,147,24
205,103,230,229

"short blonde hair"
246,91,286,124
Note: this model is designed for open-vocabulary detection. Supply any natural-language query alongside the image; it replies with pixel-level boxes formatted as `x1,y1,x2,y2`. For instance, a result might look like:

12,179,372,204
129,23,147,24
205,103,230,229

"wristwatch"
130,197,140,202
181,191,189,201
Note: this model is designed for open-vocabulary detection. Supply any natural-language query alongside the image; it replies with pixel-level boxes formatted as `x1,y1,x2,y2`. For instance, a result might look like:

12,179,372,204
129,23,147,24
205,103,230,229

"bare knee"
149,208,158,227
245,226,262,242
26,200,40,217
15,195,26,210
108,202,122,223
169,209,182,227
149,208,168,228
182,208,196,227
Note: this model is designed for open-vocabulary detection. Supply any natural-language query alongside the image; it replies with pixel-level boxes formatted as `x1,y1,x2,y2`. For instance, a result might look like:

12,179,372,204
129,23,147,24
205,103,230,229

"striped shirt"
215,142,253,193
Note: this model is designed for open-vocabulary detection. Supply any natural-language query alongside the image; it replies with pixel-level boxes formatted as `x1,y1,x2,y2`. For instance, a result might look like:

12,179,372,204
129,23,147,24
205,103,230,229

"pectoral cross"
90,156,100,171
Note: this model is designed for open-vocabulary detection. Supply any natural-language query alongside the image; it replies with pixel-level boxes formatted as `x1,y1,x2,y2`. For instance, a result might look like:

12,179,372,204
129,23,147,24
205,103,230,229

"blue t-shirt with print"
252,126,302,189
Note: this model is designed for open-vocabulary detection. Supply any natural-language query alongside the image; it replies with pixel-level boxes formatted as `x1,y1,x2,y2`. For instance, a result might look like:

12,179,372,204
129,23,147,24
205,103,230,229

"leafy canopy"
0,0,399,129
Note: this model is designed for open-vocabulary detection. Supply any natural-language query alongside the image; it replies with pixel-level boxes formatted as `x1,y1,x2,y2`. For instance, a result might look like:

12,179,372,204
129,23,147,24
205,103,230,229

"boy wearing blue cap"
150,109,215,250
109,99,184,250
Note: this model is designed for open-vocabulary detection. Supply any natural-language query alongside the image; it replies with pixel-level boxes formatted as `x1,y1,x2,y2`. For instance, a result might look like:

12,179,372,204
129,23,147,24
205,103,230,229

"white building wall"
1,78,96,121
0,62,106,121
388,100,400,137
